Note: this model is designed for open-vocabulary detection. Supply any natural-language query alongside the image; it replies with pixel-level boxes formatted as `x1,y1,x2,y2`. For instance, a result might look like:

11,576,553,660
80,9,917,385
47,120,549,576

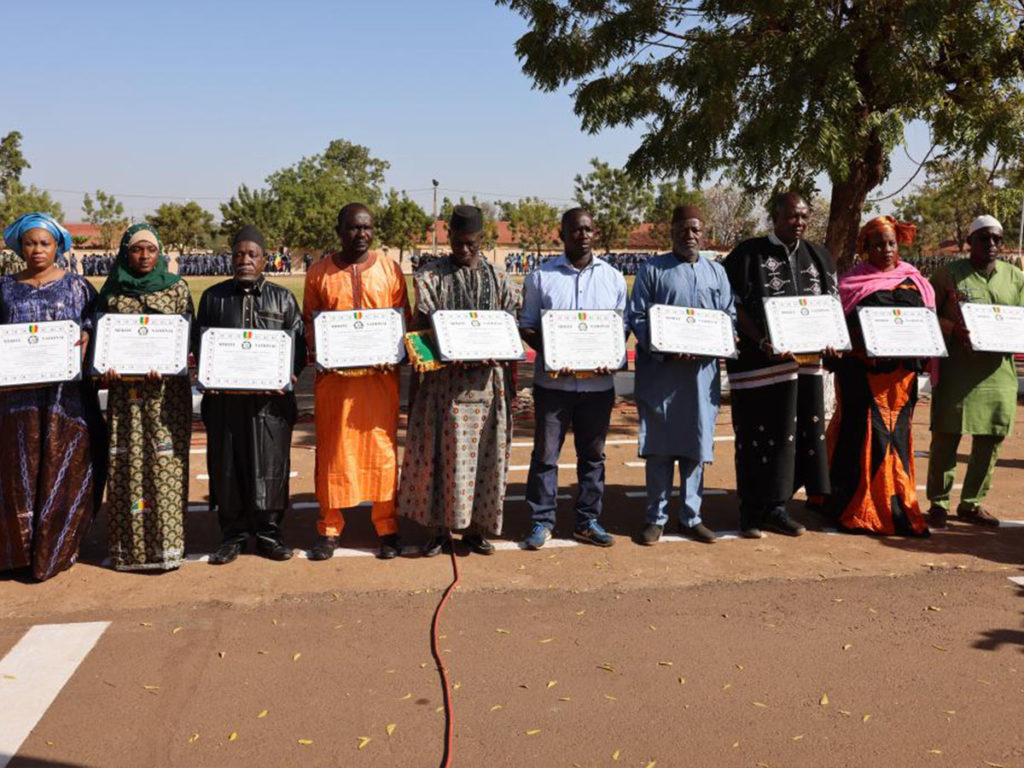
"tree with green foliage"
895,155,1024,253
646,178,705,249
267,139,389,251
499,196,559,256
82,189,128,250
147,201,215,254
498,0,1024,270
219,184,282,247
573,158,653,253
378,189,431,263
0,131,63,234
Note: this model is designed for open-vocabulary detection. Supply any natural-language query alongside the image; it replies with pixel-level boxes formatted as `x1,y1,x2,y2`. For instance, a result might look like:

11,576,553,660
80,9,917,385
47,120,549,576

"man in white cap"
926,215,1024,527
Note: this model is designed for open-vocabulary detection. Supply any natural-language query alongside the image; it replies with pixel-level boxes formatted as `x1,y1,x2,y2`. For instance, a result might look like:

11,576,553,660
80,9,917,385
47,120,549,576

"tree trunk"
825,131,885,274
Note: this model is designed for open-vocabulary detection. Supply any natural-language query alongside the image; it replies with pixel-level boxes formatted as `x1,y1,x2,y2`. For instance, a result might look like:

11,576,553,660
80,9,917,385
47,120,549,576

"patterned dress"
0,272,105,581
397,258,521,535
100,281,193,571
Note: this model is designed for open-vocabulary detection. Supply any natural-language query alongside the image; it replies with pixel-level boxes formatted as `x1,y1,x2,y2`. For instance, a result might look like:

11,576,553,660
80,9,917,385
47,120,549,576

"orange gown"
302,253,411,537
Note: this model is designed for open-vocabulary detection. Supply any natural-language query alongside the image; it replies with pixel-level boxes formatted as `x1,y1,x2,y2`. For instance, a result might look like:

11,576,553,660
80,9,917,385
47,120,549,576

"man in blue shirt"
519,208,628,549
628,205,735,544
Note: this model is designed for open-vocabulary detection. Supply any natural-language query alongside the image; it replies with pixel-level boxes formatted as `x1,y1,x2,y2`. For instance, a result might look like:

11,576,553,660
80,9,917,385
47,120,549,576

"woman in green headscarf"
98,224,194,571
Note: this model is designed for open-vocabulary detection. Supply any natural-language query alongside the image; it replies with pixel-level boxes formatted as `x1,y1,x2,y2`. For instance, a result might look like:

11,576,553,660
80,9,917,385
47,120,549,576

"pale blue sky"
2,0,927,222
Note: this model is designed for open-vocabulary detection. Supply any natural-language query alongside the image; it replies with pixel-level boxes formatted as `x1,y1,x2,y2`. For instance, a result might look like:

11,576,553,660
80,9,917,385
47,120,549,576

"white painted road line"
0,622,110,768
509,436,735,449
509,464,576,472
1009,576,1024,586
1001,520,1024,528
625,489,729,498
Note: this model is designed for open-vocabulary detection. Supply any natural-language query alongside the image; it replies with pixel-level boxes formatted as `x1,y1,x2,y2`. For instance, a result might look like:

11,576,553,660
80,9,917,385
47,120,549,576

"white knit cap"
968,215,1003,237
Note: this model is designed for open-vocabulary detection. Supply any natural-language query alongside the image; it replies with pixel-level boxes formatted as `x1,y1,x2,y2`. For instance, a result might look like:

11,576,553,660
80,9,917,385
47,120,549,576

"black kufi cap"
449,205,483,234
232,225,267,254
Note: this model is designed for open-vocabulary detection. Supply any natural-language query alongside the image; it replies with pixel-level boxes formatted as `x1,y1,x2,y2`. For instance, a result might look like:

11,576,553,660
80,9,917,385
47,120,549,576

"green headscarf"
98,223,182,302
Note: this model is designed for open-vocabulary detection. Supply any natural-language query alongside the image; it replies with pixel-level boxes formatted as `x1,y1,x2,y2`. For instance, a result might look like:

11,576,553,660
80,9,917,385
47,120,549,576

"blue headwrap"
2,212,72,258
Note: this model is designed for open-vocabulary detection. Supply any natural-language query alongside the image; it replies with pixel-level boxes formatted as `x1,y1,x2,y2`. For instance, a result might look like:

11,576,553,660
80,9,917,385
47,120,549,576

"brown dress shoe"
956,505,1000,527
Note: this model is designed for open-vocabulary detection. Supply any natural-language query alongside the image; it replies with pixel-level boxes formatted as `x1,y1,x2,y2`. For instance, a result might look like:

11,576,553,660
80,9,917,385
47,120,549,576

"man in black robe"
723,193,839,538
197,225,307,564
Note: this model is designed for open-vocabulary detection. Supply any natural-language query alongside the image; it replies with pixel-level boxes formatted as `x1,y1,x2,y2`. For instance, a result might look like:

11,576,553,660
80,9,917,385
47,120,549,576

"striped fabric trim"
727,361,799,390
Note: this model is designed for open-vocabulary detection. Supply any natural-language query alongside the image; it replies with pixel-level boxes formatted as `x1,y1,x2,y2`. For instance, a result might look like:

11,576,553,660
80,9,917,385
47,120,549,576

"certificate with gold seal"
430,310,525,362
541,309,626,371
960,302,1024,354
856,306,947,358
0,320,81,388
314,309,406,369
763,295,852,354
648,304,736,358
197,328,294,392
92,313,191,376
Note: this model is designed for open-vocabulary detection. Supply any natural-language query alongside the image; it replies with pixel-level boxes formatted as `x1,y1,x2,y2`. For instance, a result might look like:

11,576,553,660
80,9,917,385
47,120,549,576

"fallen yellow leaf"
928,749,942,755
257,650,269,655
575,610,586,616
496,628,511,634
228,732,238,742
490,705,503,712
272,619,278,625
357,736,372,750
525,729,541,736
732,742,740,748
862,714,871,723
678,677,686,685
453,682,462,690
292,653,302,662
539,638,554,644
188,733,200,744
658,661,674,667
792,735,804,741
926,605,942,612
943,709,956,715
218,651,226,659
604,694,617,701
649,625,657,631
753,701,768,708
257,710,268,719
547,680,557,688
139,622,152,627
839,709,851,716
142,685,159,691
558,696,571,701
842,644,853,651
598,663,615,672
932,645,948,652
645,761,657,768
819,693,830,706
612,749,620,761
983,762,1007,768
386,723,396,737
723,684,732,691
171,627,183,635
400,693,412,700
297,739,313,746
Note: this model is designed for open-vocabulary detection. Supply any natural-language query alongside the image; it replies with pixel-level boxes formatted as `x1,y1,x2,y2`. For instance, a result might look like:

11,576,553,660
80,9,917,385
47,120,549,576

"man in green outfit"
926,215,1024,527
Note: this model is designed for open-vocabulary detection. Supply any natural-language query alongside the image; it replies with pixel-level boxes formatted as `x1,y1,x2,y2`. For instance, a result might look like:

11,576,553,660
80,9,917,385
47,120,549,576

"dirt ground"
2,370,1023,768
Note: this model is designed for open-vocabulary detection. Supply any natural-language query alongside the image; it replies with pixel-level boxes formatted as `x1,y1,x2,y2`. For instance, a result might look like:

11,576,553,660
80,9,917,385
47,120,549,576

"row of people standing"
2,198,1019,580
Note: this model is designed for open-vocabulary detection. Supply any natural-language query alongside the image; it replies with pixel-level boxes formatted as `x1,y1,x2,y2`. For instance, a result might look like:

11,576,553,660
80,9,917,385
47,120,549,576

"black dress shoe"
308,535,338,561
421,532,453,558
377,534,403,560
462,532,495,555
257,538,293,561
209,541,243,565
762,508,806,537
638,523,663,546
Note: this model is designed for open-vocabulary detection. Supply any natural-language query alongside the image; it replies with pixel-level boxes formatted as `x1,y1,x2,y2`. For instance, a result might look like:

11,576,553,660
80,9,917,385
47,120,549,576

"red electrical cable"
430,543,460,768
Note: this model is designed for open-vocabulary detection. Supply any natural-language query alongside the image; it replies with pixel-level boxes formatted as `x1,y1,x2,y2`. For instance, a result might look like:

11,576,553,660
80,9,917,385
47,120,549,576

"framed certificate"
857,306,947,358
540,310,625,372
92,313,191,376
431,310,525,362
314,309,406,370
197,328,294,392
763,295,852,354
649,304,736,358
960,302,1024,354
0,320,81,388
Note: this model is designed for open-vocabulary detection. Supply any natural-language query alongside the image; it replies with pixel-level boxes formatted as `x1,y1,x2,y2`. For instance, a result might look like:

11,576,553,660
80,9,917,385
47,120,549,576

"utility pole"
432,179,439,256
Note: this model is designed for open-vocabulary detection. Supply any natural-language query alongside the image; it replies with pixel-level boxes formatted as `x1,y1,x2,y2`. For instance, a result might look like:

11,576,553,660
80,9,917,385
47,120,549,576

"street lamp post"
432,179,439,256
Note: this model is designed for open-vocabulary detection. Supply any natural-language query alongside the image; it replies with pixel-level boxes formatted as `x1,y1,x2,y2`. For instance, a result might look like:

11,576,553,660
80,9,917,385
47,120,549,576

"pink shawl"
838,260,936,315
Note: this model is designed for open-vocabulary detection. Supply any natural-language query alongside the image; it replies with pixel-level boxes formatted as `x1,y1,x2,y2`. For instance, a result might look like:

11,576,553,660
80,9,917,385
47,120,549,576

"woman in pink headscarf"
824,216,935,536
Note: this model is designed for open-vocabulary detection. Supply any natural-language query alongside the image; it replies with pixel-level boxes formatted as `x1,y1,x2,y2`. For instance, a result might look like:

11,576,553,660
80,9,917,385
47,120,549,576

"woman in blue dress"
0,213,106,581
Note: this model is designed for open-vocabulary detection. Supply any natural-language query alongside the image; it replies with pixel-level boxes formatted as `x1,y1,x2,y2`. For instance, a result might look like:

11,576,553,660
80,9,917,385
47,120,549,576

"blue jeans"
526,385,614,529
644,456,704,527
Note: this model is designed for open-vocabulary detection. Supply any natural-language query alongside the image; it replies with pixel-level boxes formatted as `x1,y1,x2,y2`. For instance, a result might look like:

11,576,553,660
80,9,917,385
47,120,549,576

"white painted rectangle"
0,622,110,768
